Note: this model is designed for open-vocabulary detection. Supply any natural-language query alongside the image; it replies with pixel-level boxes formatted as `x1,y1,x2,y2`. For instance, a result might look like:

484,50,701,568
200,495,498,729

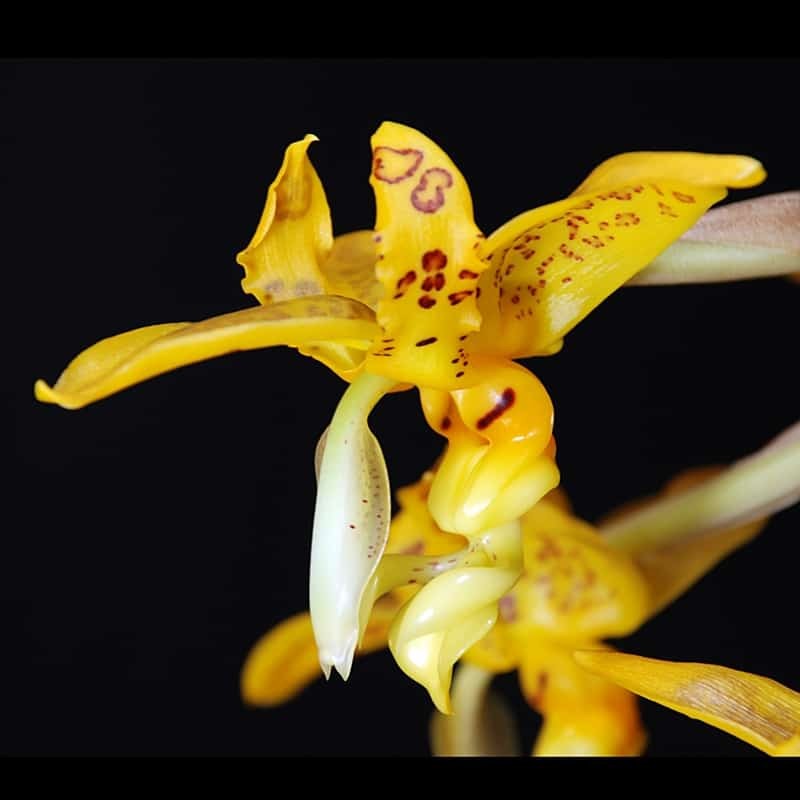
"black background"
4,59,799,756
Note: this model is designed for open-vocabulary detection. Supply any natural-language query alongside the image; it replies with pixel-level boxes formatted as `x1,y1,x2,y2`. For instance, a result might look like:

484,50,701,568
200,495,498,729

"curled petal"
574,651,800,756
600,420,800,555
476,152,763,357
35,296,378,409
309,372,395,681
237,135,333,304
389,564,521,713
633,192,800,284
430,663,521,756
365,121,487,390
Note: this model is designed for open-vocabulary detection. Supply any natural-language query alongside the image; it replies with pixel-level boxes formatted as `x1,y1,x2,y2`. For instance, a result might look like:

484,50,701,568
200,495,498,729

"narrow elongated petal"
574,651,800,756
601,420,800,554
237,135,333,304
475,152,764,357
35,295,378,410
309,372,395,681
633,192,800,284
240,596,402,707
430,663,521,756
364,122,488,390
571,151,765,195
603,466,767,618
388,565,520,713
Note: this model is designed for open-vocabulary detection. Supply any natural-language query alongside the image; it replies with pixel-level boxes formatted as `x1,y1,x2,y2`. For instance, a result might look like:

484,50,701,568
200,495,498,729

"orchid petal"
35,295,378,410
475,153,765,358
388,564,520,713
574,651,800,756
237,135,333,305
364,122,487,390
309,372,394,681
429,663,521,756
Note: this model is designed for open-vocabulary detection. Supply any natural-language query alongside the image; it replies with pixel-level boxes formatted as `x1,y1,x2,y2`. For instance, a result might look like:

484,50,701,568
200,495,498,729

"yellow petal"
571,151,765,195
430,663,521,756
634,191,800,285
512,501,650,641
321,230,383,309
241,597,402,707
364,122,487,390
515,637,646,756
35,295,378,409
421,361,559,536
574,651,800,756
388,564,521,714
475,151,765,357
474,181,728,358
237,135,333,304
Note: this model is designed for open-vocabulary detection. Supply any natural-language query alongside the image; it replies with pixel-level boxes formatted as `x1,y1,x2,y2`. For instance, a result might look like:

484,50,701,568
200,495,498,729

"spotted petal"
474,152,765,357
574,651,800,756
364,122,487,390
35,295,379,410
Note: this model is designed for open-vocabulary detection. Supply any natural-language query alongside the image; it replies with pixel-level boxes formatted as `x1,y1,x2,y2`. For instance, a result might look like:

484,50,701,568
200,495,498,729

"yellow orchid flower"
244,420,800,755
35,122,795,699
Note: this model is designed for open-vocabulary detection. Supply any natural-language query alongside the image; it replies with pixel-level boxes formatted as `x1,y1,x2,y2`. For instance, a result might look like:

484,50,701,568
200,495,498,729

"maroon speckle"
422,249,448,272
459,269,480,280
415,336,438,347
349,524,356,529
395,270,417,292
441,416,452,431
476,388,516,430
411,168,453,213
372,147,423,184
448,290,473,306
418,295,436,309
455,371,465,378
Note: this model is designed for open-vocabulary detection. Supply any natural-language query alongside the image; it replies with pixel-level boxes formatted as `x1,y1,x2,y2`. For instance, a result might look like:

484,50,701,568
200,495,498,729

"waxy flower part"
35,123,798,704
245,421,800,754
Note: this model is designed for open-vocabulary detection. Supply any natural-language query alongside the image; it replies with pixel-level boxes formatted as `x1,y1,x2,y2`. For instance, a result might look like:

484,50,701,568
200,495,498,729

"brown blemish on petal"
415,336,438,347
422,249,448,272
448,290,473,306
459,269,480,280
372,147,424,183
418,295,436,309
411,168,454,213
476,387,516,430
